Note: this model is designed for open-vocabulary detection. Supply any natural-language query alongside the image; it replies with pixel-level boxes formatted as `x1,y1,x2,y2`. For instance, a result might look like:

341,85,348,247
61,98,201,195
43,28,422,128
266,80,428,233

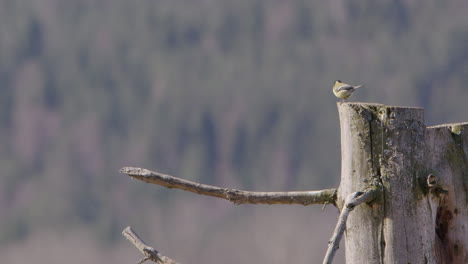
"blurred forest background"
1,0,467,263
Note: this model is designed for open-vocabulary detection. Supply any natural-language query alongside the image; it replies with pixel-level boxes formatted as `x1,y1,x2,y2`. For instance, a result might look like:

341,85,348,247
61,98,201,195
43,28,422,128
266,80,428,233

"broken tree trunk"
426,123,467,263
337,102,467,264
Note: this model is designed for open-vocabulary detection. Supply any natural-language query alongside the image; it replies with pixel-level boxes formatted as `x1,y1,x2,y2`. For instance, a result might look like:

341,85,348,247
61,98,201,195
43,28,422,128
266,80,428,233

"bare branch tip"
120,167,133,174
122,226,131,234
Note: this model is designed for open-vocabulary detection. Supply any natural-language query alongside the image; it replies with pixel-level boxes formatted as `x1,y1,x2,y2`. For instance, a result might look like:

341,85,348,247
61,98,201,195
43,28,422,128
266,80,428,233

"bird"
332,80,363,102
450,124,462,135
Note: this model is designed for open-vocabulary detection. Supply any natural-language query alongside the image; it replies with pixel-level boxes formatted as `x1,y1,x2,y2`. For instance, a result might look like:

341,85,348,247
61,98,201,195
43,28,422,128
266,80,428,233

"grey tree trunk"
337,103,467,264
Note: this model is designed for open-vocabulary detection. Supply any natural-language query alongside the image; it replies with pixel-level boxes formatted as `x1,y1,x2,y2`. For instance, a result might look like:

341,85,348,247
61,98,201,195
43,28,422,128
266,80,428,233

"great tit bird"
332,80,363,102
450,124,463,135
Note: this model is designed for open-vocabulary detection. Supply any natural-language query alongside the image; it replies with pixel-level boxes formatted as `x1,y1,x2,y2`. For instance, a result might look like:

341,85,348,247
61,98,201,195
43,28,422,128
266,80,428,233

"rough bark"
426,123,468,263
323,189,379,264
337,103,467,263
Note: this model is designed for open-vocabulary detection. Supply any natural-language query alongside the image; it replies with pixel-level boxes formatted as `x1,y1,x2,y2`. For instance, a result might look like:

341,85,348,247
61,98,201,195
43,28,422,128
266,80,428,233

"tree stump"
337,102,467,264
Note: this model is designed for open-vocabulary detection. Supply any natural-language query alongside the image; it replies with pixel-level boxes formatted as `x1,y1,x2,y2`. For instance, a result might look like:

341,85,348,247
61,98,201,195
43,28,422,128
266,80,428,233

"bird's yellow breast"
333,85,353,99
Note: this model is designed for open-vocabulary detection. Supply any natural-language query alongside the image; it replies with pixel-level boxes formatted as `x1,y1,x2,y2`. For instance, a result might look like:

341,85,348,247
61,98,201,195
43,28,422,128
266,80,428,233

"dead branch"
120,167,336,206
122,226,179,264
322,188,379,264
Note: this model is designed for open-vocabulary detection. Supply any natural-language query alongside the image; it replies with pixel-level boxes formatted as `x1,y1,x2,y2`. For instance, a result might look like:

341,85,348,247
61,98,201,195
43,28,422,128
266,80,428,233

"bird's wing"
336,84,354,91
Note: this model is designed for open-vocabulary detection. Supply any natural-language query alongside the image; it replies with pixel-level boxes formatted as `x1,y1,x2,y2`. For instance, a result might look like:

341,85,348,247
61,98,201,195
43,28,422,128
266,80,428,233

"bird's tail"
353,85,364,89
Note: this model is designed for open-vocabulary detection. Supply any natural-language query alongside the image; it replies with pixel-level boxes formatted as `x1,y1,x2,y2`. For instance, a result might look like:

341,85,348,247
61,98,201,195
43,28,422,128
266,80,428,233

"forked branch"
122,226,179,264
322,188,379,264
120,167,336,206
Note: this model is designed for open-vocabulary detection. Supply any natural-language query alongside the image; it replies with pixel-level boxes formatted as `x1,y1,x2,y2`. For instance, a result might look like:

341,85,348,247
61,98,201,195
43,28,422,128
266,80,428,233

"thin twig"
322,188,379,264
120,167,337,206
122,226,179,264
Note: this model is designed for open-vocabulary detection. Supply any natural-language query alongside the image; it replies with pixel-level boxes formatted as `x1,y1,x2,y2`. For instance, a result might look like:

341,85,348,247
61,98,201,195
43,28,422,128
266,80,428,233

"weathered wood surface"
123,226,180,264
426,122,468,263
337,103,467,264
323,189,379,264
120,167,336,205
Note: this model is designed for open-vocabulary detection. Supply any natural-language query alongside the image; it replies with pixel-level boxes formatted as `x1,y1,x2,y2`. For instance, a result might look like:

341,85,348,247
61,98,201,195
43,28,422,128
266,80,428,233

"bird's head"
335,80,342,85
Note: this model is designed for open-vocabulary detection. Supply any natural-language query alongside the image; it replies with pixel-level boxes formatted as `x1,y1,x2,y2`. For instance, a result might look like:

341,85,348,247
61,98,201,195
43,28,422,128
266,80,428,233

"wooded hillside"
1,1,467,263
